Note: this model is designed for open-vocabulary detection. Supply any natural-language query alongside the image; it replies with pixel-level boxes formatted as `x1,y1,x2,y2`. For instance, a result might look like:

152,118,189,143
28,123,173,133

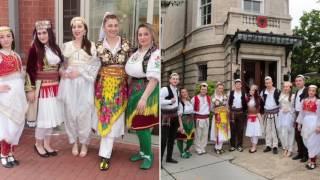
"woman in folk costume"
210,82,230,154
58,17,100,157
0,26,28,168
95,12,131,171
278,82,295,157
176,88,195,159
296,85,320,170
245,85,262,153
125,23,159,169
25,20,64,157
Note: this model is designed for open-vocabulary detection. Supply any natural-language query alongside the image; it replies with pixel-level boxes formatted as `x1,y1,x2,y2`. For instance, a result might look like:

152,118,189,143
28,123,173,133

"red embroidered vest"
303,99,317,112
194,95,211,112
0,52,21,76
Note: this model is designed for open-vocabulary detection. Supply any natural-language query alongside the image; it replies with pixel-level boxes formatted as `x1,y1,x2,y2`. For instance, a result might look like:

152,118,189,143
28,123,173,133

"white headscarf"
98,11,113,41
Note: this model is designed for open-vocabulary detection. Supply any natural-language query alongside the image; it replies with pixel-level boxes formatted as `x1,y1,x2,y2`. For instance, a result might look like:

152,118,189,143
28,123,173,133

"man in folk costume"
160,73,180,164
292,75,308,162
228,79,247,152
260,76,281,154
191,83,211,155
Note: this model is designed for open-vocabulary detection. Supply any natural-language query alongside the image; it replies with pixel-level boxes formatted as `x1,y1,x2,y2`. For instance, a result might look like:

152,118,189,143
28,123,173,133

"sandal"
8,155,19,166
100,157,110,171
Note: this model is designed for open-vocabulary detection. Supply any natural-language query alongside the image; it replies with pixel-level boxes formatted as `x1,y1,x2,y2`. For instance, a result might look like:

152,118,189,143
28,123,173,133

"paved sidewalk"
0,128,159,180
161,141,320,180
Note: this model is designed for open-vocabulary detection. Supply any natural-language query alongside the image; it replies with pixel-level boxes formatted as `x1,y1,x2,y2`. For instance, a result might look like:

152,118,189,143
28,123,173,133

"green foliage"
194,81,216,96
305,78,320,87
291,10,320,78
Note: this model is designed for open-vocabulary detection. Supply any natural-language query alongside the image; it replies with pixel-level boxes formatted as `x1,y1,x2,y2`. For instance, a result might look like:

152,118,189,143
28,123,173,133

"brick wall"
19,0,55,62
0,0,8,26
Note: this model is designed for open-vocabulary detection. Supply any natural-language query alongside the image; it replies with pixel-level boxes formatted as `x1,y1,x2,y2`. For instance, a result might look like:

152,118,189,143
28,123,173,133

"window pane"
63,0,80,42
201,0,206,5
253,1,260,13
244,0,251,11
207,5,211,13
207,15,211,24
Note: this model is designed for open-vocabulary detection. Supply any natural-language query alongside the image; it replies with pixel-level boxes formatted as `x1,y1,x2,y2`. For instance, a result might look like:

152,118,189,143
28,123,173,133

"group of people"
0,12,160,171
161,73,320,170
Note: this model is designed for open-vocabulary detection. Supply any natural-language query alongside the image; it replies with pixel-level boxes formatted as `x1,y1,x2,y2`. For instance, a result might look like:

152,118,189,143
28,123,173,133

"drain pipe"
181,0,188,86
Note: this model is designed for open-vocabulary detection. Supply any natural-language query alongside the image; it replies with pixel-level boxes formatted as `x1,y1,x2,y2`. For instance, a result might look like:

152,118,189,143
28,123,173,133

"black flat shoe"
1,156,13,168
100,157,110,171
300,156,308,163
292,154,302,160
272,147,278,154
44,148,58,156
34,145,49,158
306,163,316,170
166,158,178,163
263,146,271,153
237,146,243,152
8,155,19,166
229,147,236,152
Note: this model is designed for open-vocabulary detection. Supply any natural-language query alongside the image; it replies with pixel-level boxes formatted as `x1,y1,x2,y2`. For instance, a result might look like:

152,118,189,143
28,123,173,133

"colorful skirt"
210,106,230,143
95,66,128,137
126,78,159,130
176,114,195,141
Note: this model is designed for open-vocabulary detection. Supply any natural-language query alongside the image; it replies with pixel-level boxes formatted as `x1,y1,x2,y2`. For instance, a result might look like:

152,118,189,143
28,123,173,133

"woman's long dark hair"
248,86,261,110
304,87,320,99
32,26,63,65
71,23,91,56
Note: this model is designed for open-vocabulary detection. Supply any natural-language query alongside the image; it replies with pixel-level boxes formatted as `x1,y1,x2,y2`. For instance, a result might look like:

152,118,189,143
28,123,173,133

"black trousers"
161,116,179,161
294,121,308,158
230,112,246,148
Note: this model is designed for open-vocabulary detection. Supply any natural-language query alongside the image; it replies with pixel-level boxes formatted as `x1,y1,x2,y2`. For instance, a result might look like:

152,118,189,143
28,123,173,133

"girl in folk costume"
0,26,28,168
95,12,131,171
191,83,211,155
245,85,262,153
176,88,195,159
58,17,100,157
278,82,295,157
125,23,159,169
26,20,64,157
296,85,320,170
210,82,230,154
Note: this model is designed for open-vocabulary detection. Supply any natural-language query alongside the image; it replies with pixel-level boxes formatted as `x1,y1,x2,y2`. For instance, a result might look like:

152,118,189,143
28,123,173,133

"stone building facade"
161,0,301,94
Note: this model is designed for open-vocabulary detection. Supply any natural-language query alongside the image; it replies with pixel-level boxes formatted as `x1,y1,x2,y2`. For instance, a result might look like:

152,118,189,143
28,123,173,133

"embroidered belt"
194,114,209,119
231,108,244,113
247,114,257,122
99,66,126,78
161,108,178,115
36,71,59,81
264,108,279,114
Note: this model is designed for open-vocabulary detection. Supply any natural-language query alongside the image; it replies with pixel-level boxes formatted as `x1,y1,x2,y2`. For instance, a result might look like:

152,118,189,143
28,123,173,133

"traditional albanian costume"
296,87,320,170
94,27,131,170
0,26,28,168
176,100,194,158
125,45,160,169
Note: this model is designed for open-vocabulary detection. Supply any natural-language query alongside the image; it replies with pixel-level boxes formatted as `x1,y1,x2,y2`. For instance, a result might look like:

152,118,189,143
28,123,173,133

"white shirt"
232,90,242,109
294,87,304,112
160,85,179,110
103,36,121,56
261,88,278,110
125,49,160,82
279,93,294,113
178,100,194,115
45,46,61,65
191,95,211,115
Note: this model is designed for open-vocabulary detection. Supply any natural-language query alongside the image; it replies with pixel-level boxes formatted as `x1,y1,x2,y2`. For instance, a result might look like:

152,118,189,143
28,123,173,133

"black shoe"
237,146,243,152
292,154,302,160
0,156,13,168
44,148,58,156
300,156,308,163
229,147,236,152
306,163,316,170
8,155,19,166
100,157,110,171
166,158,178,164
272,147,278,154
34,145,49,158
249,149,257,153
263,146,271,153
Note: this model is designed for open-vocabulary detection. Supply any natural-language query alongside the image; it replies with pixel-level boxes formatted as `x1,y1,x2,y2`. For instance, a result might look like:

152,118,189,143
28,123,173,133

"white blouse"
178,100,194,115
45,45,61,65
125,49,160,82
